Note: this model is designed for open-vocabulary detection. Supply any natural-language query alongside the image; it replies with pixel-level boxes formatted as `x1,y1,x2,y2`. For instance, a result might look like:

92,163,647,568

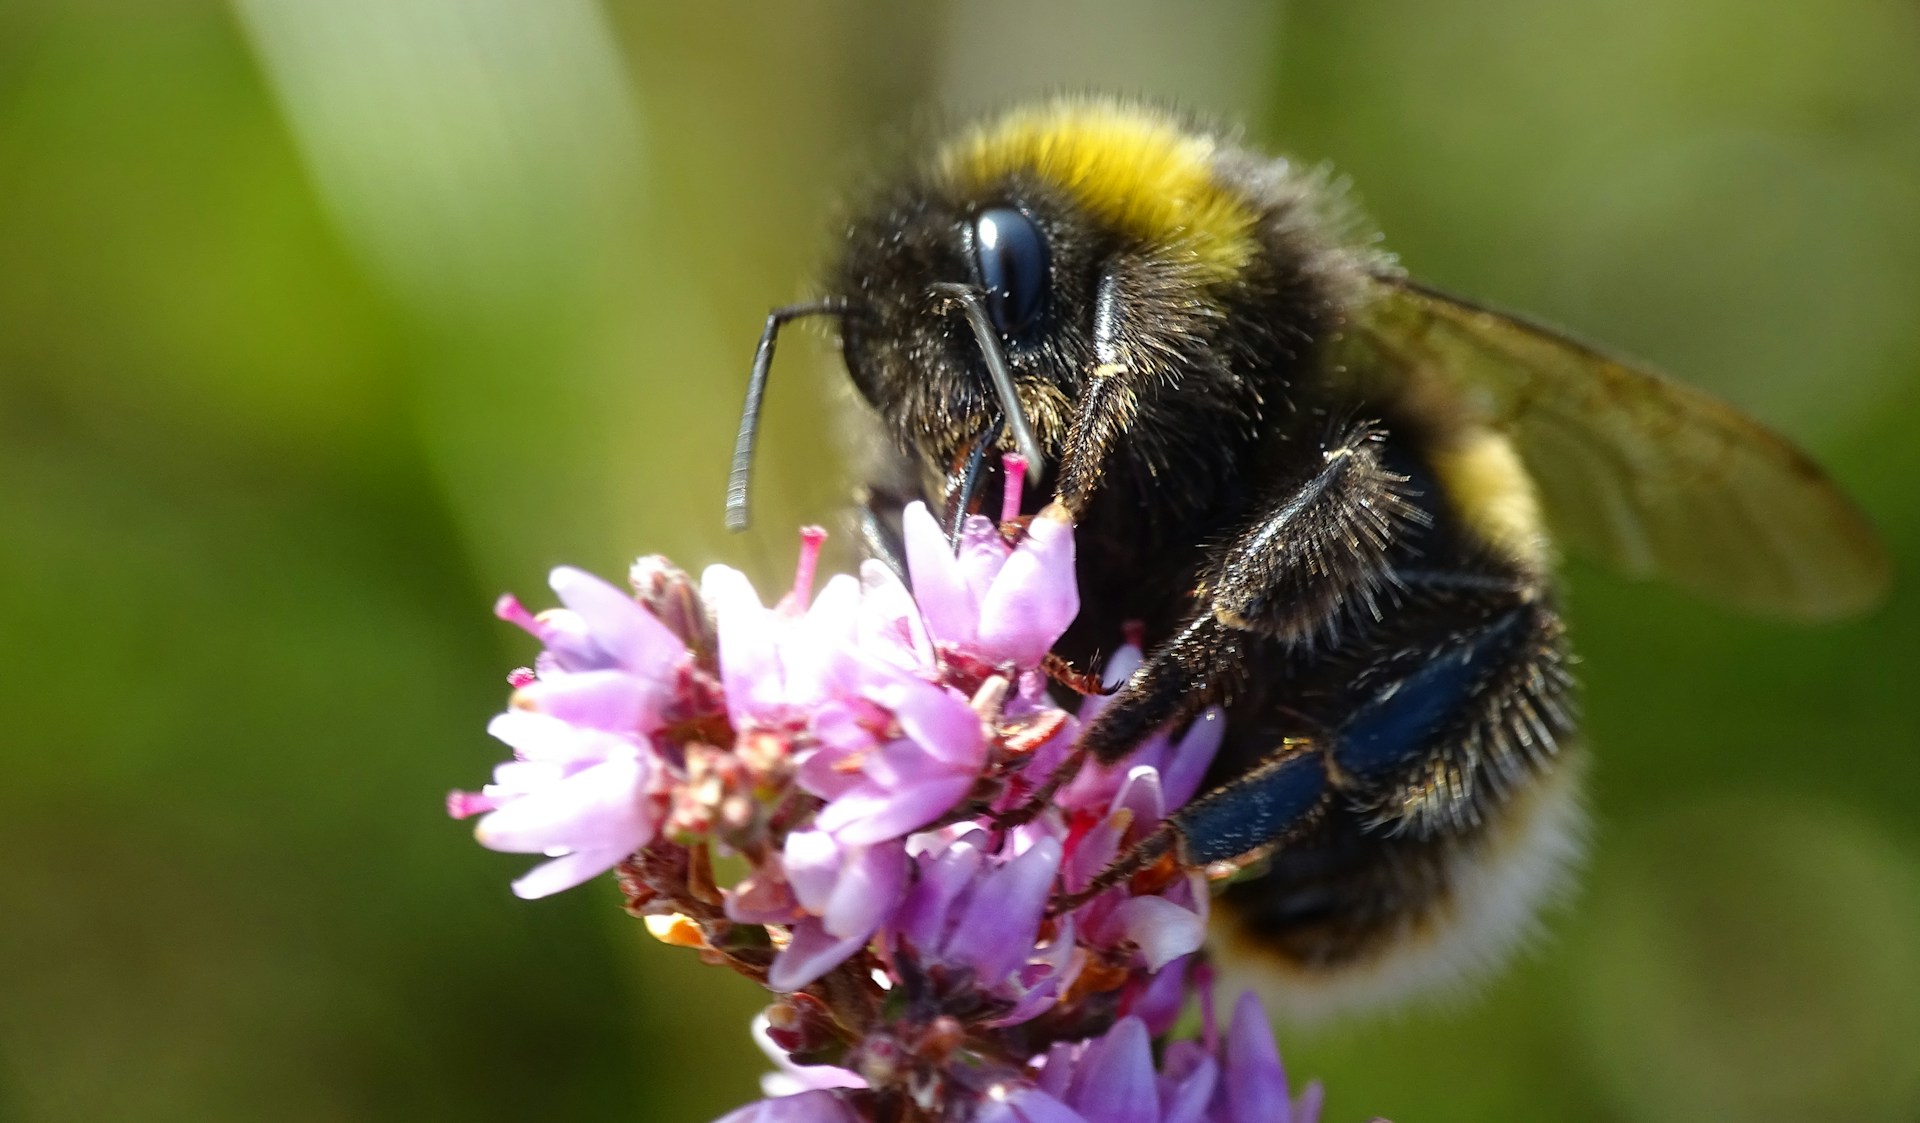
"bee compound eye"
973,207,1050,338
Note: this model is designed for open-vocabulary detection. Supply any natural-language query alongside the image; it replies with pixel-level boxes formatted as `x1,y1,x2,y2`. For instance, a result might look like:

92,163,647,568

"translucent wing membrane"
1350,276,1890,620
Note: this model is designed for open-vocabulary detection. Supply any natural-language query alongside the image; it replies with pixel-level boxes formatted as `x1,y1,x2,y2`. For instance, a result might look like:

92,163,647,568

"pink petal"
725,872,798,925
1111,766,1167,827
979,1090,1087,1123
767,918,869,992
703,565,779,722
902,502,978,647
1132,955,1192,1036
823,841,907,940
1103,896,1205,972
857,560,935,671
714,1089,859,1123
486,710,595,763
975,506,1078,666
784,575,862,702
872,677,986,768
954,514,1013,604
815,768,974,846
784,829,842,915
474,753,653,855
548,566,685,674
512,669,667,734
1226,991,1290,1123
947,838,1061,983
1158,1047,1218,1123
1067,1017,1157,1123
509,845,630,900
1292,1082,1325,1123
894,836,984,951
1161,708,1225,810
1063,809,1126,894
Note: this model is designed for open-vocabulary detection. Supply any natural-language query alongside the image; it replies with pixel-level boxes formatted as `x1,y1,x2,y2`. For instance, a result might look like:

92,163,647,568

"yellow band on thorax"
937,99,1260,284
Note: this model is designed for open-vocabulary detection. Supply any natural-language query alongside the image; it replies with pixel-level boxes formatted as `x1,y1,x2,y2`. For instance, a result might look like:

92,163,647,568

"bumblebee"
726,97,1890,1016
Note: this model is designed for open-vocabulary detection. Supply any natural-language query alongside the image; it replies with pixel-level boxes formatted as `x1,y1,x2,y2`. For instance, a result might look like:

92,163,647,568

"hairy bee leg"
1078,614,1247,765
1076,585,1571,911
1054,269,1160,516
1075,427,1421,765
1205,421,1426,646
1056,745,1332,911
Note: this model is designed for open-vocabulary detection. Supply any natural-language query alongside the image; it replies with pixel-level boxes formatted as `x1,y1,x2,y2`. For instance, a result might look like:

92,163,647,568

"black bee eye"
973,207,1049,338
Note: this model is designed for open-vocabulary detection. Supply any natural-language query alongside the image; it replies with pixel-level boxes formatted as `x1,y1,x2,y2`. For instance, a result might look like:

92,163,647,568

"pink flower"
449,514,1359,1123
765,830,910,990
890,829,1075,1025
903,501,1079,669
701,561,863,731
449,566,687,898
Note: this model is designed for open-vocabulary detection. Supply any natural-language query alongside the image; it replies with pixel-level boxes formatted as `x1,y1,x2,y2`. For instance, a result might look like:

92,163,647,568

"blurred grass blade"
231,0,645,321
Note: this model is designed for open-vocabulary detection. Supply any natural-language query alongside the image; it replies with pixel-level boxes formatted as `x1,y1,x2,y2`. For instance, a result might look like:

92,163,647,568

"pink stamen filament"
494,593,546,639
446,790,497,820
1000,453,1027,525
791,526,828,610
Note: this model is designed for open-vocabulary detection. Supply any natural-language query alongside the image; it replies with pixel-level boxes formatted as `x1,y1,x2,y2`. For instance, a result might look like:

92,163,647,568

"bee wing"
1349,274,1890,620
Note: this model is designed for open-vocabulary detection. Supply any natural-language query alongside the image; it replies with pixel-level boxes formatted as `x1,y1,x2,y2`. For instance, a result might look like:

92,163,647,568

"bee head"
831,178,1111,487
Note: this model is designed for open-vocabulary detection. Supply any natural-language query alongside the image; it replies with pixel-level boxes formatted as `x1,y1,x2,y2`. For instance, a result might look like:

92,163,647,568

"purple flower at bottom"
983,994,1322,1123
763,830,911,991
712,1089,860,1123
448,511,1362,1123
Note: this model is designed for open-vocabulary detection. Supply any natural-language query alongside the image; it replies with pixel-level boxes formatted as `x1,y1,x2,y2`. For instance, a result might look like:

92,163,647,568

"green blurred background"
3,2,1918,1120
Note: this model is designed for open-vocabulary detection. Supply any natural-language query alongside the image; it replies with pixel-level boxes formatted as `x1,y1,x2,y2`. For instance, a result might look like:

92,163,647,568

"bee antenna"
930,283,1048,478
726,298,854,532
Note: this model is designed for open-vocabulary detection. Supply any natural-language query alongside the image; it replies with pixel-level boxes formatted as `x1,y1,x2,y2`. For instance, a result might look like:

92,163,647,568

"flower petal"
1103,896,1205,972
1225,991,1291,1123
815,765,973,846
512,669,667,734
767,918,869,992
947,837,1060,983
986,1089,1087,1123
857,559,935,671
508,846,629,900
876,676,987,768
1161,708,1225,810
474,753,652,855
1068,1017,1158,1123
784,829,842,915
902,502,978,646
713,1089,858,1123
823,841,907,940
1133,955,1192,1036
975,505,1078,666
894,835,984,951
548,565,684,674
1292,1082,1324,1123
704,564,778,722
954,514,1012,602
1157,1047,1217,1123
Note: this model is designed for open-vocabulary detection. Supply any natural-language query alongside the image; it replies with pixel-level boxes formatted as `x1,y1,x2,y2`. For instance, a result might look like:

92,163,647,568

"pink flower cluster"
449,492,1329,1123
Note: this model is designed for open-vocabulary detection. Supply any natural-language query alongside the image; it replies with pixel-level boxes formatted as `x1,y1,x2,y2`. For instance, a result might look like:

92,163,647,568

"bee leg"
1075,421,1421,766
1056,745,1330,910
993,612,1242,831
1203,418,1426,648
1073,593,1570,907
